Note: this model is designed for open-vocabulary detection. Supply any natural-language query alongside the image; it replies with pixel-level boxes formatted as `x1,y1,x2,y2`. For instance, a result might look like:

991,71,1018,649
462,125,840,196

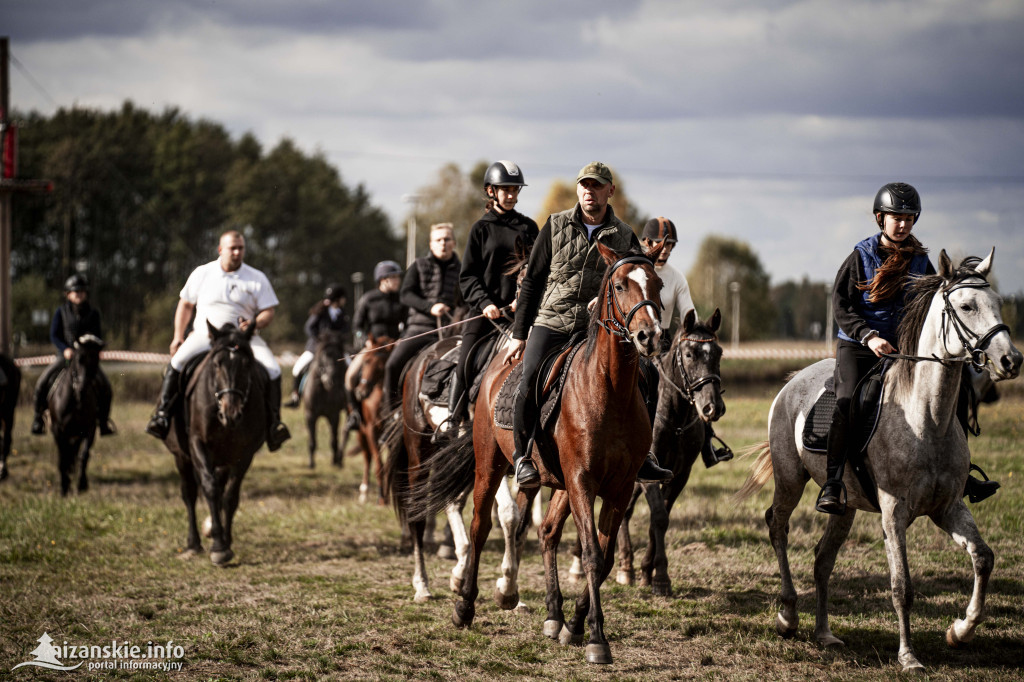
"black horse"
303,330,349,469
47,335,105,495
165,321,267,566
0,353,22,482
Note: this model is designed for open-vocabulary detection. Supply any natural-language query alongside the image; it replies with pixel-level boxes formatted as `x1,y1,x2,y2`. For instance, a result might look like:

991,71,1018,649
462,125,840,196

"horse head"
206,321,257,426
594,242,664,357
356,335,393,401
313,330,346,392
669,308,726,422
72,334,105,392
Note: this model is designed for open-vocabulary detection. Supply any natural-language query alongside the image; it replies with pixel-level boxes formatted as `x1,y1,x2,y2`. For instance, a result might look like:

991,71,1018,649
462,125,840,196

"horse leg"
327,411,341,468
493,476,528,610
221,465,249,559
813,508,857,647
193,445,232,566
177,458,202,555
77,435,94,493
933,503,993,648
306,411,318,469
356,424,372,503
616,482,644,587
643,449,696,594
540,489,572,640
880,496,922,672
446,490,470,593
568,537,584,584
766,470,806,639
453,444,504,629
58,438,74,496
411,515,431,603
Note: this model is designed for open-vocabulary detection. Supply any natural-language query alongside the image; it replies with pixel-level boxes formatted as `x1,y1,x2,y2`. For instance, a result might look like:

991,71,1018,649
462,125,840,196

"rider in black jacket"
285,283,351,407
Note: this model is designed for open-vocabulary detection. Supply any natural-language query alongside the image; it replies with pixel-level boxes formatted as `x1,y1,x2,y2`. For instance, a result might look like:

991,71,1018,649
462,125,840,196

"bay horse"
418,243,665,664
165,321,267,566
607,308,726,595
381,327,529,605
47,335,105,496
302,330,348,469
0,353,22,482
737,250,1021,672
350,334,393,504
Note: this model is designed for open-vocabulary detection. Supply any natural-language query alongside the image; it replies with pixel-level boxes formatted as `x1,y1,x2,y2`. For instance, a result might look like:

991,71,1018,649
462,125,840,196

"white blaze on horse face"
627,269,663,333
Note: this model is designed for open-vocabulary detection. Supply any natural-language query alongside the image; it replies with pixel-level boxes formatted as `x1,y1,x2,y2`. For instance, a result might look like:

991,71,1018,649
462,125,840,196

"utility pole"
0,37,53,355
729,281,741,351
401,193,422,268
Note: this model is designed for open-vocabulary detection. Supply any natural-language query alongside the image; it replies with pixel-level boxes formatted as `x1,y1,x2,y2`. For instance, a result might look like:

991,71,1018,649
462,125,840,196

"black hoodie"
459,209,539,314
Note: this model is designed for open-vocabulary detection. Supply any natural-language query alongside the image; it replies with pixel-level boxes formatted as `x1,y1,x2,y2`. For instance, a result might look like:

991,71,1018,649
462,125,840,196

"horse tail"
379,407,405,508
405,430,475,521
734,440,774,501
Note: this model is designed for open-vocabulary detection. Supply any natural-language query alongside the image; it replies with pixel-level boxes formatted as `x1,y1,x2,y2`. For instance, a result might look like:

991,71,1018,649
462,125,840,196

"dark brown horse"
610,308,726,595
165,321,266,566
47,335,105,496
351,334,393,504
418,243,665,664
0,353,22,482
302,330,348,469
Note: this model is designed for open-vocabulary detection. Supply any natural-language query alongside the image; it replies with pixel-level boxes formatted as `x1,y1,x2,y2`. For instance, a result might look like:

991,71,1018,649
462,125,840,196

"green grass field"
1,393,1022,680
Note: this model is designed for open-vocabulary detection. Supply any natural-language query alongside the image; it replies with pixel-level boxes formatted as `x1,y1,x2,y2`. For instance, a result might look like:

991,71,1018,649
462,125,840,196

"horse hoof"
616,569,634,586
494,587,519,611
901,660,925,674
178,547,202,560
651,579,672,597
543,620,563,639
585,643,613,665
437,544,456,560
775,613,797,639
816,632,844,648
946,620,973,648
513,601,531,614
558,624,584,646
413,590,431,604
202,516,213,538
452,602,474,628
210,549,234,566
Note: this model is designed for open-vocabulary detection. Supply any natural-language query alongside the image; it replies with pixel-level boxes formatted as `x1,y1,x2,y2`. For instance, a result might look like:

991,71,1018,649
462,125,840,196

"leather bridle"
596,255,663,346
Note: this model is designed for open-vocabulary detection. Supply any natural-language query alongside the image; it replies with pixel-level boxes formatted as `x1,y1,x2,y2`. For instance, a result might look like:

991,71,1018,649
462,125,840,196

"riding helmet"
324,283,346,302
641,217,678,244
373,260,403,283
483,160,527,188
63,273,89,293
873,182,921,221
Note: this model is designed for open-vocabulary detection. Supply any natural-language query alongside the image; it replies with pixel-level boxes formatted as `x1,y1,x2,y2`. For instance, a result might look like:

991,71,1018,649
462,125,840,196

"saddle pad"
420,339,461,402
803,375,884,455
493,341,584,432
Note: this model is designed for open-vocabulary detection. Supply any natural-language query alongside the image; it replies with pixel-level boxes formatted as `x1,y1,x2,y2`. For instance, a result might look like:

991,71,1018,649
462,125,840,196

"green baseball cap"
576,161,613,185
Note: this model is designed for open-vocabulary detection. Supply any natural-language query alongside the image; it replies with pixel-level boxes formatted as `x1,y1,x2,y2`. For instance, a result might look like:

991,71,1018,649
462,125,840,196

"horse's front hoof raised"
775,613,797,639
585,643,612,665
946,619,973,648
452,601,474,628
210,549,234,566
494,587,519,610
542,620,563,639
558,624,584,646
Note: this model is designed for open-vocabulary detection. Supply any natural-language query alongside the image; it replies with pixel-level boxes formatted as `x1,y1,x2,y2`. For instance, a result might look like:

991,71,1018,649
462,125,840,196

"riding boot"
436,373,467,441
284,368,305,408
700,422,734,468
265,377,291,452
637,450,673,482
511,389,540,489
145,367,181,440
816,411,849,515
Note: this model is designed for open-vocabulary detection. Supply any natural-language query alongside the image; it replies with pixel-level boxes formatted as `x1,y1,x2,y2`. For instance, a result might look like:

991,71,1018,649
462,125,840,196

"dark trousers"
453,316,491,406
826,339,880,481
512,326,571,456
384,328,436,411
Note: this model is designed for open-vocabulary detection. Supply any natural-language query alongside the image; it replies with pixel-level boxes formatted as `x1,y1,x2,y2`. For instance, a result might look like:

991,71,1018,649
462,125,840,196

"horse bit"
597,255,663,345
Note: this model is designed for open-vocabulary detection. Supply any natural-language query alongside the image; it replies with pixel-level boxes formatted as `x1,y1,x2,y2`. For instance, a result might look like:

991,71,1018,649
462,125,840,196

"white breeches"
171,332,281,379
292,350,315,377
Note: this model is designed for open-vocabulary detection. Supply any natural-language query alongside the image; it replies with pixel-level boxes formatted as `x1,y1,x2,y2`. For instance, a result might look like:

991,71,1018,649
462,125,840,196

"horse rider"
506,161,673,488
145,230,291,451
816,182,998,515
342,260,406,431
30,273,115,436
641,217,732,469
382,223,461,412
284,283,351,408
442,160,539,435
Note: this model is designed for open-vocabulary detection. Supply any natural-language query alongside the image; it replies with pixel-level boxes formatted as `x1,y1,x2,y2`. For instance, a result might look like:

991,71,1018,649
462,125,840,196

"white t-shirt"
180,261,279,333
655,262,695,330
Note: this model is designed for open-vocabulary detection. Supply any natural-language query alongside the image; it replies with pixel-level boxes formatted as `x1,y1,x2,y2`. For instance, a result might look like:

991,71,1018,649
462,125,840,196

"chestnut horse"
302,330,348,469
350,335,393,504
0,353,21,482
417,243,664,664
165,322,267,566
47,335,105,496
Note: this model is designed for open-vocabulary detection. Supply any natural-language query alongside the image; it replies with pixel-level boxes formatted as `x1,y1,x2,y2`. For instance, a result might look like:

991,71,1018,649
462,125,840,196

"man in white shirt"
145,230,291,451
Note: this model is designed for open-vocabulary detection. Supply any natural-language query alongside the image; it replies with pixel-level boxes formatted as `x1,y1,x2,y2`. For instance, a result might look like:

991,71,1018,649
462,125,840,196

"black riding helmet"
323,283,346,302
484,160,527,190
64,273,89,293
873,182,921,227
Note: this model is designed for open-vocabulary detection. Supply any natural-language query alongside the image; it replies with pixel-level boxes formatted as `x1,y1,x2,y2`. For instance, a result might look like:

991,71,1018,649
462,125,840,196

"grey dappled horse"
738,249,1021,673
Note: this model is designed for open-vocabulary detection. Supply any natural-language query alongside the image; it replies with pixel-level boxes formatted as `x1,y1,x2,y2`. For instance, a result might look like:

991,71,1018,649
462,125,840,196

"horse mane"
891,257,989,392
584,248,645,360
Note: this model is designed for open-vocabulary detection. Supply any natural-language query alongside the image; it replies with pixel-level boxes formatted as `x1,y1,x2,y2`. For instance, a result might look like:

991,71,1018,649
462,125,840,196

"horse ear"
975,247,994,278
244,320,256,341
710,308,722,333
683,308,696,333
207,320,219,339
596,241,619,266
645,240,665,263
938,249,953,279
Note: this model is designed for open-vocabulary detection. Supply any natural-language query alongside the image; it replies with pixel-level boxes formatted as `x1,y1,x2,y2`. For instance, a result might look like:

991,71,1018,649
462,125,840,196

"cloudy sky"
6,0,1024,294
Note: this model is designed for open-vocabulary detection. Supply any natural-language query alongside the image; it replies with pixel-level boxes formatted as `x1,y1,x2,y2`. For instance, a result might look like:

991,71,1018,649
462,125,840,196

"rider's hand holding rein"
482,304,501,320
430,302,451,318
867,334,896,358
506,338,525,365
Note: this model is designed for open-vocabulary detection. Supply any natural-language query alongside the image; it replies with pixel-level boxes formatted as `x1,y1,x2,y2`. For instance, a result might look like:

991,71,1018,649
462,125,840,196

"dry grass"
1,393,1022,681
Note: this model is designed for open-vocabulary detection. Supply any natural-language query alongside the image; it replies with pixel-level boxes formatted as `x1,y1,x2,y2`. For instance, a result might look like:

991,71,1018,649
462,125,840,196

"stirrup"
964,464,1000,503
815,479,847,515
145,412,171,440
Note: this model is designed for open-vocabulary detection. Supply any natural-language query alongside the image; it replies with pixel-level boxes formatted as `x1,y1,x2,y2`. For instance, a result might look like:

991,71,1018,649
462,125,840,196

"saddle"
417,327,506,408
803,362,888,510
